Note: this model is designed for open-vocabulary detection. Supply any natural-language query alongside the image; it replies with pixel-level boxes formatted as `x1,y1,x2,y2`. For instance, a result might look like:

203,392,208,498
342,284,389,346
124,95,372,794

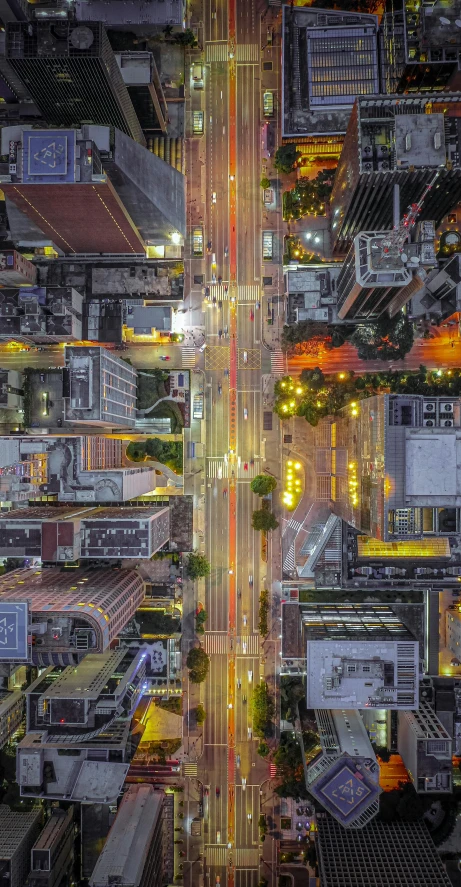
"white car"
243,408,248,420
248,727,252,739
212,192,217,204
247,813,252,821
242,778,246,791
217,465,223,479
217,831,221,844
243,614,247,626
243,350,248,363
248,670,253,682
242,641,247,654
212,252,216,264
237,678,241,688
236,754,241,766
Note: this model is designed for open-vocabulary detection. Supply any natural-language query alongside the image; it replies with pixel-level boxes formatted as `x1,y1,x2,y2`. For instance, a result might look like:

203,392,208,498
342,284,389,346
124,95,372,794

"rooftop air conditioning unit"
378,161,390,171
424,419,435,427
443,403,454,413
443,419,454,427
423,401,436,412
363,162,373,172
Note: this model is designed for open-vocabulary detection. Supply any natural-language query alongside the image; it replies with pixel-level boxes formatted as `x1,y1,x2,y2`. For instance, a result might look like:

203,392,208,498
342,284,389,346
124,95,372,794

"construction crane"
378,172,440,264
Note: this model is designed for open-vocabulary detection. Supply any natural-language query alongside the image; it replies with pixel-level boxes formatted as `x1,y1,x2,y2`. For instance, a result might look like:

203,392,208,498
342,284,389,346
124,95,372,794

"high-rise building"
307,709,381,828
0,805,43,887
5,21,145,145
281,602,419,709
1,124,185,254
398,700,453,793
75,0,184,28
316,814,452,887
63,347,137,429
0,250,36,286
328,393,461,541
285,264,342,325
0,690,24,748
28,807,74,887
380,0,461,95
330,93,461,253
335,222,436,322
89,785,166,887
0,505,170,562
25,648,148,735
0,566,145,664
0,435,158,505
281,5,379,156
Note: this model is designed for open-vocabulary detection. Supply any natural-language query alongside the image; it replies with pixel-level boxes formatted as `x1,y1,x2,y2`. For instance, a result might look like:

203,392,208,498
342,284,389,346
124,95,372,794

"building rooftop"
89,784,164,887
0,804,42,857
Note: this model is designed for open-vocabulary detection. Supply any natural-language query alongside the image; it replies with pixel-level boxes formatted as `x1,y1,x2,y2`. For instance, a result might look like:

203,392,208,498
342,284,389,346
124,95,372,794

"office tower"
0,806,43,887
0,287,83,344
0,690,24,748
0,505,170,562
316,814,452,887
380,0,461,95
0,435,158,505
36,255,184,301
281,601,419,708
25,648,148,735
0,566,145,664
282,5,379,158
328,393,461,541
330,94,461,254
408,251,461,323
63,347,137,429
335,222,437,322
0,250,36,285
75,0,184,28
28,807,74,887
89,785,165,887
115,51,168,136
398,700,453,793
0,369,23,411
307,709,381,828
5,21,145,145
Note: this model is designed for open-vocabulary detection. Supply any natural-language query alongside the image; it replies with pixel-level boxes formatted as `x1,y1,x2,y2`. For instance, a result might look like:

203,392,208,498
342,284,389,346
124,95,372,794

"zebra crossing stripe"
271,351,286,374
181,347,196,367
182,763,198,776
237,284,260,302
205,43,228,62
283,545,295,572
236,44,260,63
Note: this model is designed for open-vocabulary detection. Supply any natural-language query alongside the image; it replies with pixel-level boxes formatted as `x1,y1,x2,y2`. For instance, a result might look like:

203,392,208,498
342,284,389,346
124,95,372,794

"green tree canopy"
252,509,279,532
196,704,206,725
260,177,271,189
350,314,414,362
186,647,210,683
251,474,277,496
274,144,301,174
252,682,275,737
186,552,211,580
144,437,165,460
257,741,270,758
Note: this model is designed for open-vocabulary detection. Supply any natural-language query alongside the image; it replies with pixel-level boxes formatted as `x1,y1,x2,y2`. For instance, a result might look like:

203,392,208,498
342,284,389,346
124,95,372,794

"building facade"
0,690,24,748
89,785,165,887
28,807,74,887
331,94,461,253
0,805,42,887
63,347,137,429
0,567,145,664
398,700,453,793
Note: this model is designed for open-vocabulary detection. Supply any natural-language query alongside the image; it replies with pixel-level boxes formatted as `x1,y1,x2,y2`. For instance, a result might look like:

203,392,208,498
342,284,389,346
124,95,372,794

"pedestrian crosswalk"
206,42,229,62
182,763,198,777
207,459,261,479
238,284,260,302
286,517,303,533
206,846,228,866
271,351,286,375
283,544,296,573
236,634,259,656
181,347,196,368
234,849,260,867
236,44,260,63
203,633,260,655
204,633,228,654
207,284,260,302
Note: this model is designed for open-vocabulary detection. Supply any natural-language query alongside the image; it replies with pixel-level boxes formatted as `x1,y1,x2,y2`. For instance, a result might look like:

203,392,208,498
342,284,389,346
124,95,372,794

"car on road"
237,678,241,688
57,418,62,427
243,408,248,420
212,273,217,283
248,670,253,682
256,300,260,309
249,574,253,587
216,787,220,797
218,383,222,395
216,877,220,886
224,368,229,377
212,192,217,203
217,465,223,479
242,694,247,704
204,786,209,795
243,614,247,626
40,373,45,382
248,727,252,738
244,462,248,471
243,350,248,363
250,309,254,321
218,329,222,339
216,832,221,844
247,813,252,821
212,292,217,303
212,252,216,264
223,488,227,498
242,778,246,790
242,641,247,653
207,241,212,253
236,754,241,766
224,246,229,257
